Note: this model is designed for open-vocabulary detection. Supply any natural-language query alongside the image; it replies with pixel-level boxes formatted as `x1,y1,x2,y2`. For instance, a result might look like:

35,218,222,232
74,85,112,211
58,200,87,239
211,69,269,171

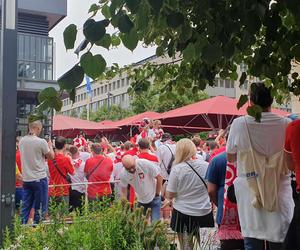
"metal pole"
0,0,18,245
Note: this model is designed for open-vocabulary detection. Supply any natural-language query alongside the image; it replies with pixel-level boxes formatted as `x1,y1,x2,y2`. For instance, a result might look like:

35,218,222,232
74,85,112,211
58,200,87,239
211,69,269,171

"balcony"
18,33,53,81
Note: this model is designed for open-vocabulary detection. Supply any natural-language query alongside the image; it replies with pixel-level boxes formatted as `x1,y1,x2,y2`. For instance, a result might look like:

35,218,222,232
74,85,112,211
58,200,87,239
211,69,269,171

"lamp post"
0,0,18,245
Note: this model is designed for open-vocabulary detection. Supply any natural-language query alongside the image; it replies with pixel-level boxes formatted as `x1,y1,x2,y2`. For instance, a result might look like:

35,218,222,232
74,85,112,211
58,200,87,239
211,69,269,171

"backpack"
165,145,175,175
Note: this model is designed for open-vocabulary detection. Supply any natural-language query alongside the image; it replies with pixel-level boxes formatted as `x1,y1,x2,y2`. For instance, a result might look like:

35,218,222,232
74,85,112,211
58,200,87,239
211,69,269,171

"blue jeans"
21,178,48,224
15,187,24,209
138,196,161,222
244,237,282,250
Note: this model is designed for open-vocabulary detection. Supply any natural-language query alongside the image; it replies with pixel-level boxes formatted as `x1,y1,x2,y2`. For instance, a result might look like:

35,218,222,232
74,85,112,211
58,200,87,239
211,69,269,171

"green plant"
3,201,170,250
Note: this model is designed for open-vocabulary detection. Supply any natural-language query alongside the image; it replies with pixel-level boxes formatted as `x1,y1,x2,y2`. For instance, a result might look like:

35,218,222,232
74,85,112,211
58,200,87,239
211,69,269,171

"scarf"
218,162,243,240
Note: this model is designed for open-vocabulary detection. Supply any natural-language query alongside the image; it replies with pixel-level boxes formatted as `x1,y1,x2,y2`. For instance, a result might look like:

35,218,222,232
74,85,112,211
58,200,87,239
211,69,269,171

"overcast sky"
49,0,155,79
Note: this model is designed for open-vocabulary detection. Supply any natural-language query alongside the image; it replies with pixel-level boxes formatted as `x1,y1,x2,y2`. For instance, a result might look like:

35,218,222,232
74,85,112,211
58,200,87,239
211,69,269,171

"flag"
85,75,93,99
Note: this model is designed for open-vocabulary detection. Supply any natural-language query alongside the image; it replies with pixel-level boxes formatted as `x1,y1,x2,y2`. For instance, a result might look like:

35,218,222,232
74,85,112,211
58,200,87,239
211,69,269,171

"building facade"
60,55,291,117
15,0,67,135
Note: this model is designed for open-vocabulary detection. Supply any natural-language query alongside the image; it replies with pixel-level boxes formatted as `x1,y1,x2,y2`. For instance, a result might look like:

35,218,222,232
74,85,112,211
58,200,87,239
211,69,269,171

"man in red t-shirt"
16,137,23,210
138,138,159,163
84,143,113,201
283,119,300,249
48,136,75,205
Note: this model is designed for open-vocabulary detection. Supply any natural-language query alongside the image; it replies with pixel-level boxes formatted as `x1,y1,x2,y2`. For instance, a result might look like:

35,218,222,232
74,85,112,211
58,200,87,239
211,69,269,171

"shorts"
170,208,214,234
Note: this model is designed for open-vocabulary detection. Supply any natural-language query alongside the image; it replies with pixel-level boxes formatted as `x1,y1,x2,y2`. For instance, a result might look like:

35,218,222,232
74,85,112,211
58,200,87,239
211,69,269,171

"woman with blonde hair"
166,138,213,250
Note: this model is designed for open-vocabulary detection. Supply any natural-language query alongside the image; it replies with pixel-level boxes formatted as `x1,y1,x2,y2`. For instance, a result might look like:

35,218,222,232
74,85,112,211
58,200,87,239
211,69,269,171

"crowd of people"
14,82,300,250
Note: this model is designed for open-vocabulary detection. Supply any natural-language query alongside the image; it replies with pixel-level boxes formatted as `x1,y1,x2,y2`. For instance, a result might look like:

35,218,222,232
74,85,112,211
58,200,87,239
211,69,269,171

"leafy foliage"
35,0,300,120
3,202,170,250
89,105,134,122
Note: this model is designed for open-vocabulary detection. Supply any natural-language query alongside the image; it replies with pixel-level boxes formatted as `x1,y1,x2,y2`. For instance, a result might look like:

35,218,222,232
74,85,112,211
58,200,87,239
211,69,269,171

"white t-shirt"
156,142,176,180
79,151,91,162
226,113,293,242
20,135,50,182
119,159,160,204
167,159,211,216
71,158,87,193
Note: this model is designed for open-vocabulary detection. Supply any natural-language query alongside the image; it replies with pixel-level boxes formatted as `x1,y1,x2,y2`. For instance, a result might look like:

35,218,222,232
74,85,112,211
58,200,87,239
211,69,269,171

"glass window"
230,80,235,88
126,77,130,85
113,81,116,90
84,93,87,100
101,86,104,94
117,80,120,88
36,37,41,61
97,88,100,95
105,85,108,93
94,89,96,96
18,35,24,60
46,64,52,80
122,94,125,101
225,79,231,88
121,78,125,87
41,38,47,62
47,39,53,63
30,36,36,61
24,35,30,60
219,79,224,87
109,83,112,91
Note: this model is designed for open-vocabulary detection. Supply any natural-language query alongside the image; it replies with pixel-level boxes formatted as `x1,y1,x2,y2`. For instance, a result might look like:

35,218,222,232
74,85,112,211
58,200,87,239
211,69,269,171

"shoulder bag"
52,159,72,184
86,158,105,180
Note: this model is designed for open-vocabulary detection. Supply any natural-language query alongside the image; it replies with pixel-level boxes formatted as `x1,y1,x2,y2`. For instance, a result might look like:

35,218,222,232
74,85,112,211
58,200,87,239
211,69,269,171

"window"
121,78,125,87
225,79,231,88
84,93,87,100
113,81,116,90
94,89,96,96
219,79,224,88
81,94,84,101
126,77,130,85
105,85,108,93
230,80,234,88
112,96,116,104
121,93,125,102
97,88,100,95
117,80,120,88
109,83,112,91
101,86,104,94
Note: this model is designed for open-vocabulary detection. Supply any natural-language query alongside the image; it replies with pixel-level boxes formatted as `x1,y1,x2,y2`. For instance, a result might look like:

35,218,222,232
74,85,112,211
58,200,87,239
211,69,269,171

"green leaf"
83,19,106,43
224,41,235,59
68,89,76,103
89,4,99,13
230,71,238,80
111,34,121,47
38,87,57,103
183,43,196,61
202,44,222,64
35,101,49,112
291,44,300,61
125,0,140,13
58,65,84,90
118,15,134,33
63,24,77,50
166,12,184,28
49,97,63,111
237,94,248,109
156,46,164,57
80,52,107,79
239,72,247,86
247,105,263,122
28,113,47,123
148,0,163,13
101,5,111,19
120,29,139,51
95,34,111,49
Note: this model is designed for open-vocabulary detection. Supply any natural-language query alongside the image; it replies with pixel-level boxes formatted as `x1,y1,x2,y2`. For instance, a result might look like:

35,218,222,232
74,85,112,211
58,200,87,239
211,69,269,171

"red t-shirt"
210,146,226,162
124,147,138,156
285,120,300,191
48,153,75,197
138,152,159,162
16,150,22,188
84,155,113,199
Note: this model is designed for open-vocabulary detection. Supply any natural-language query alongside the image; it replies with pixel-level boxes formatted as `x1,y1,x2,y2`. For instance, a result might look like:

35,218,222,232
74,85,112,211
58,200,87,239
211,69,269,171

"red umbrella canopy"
53,115,119,138
113,111,161,127
158,96,289,130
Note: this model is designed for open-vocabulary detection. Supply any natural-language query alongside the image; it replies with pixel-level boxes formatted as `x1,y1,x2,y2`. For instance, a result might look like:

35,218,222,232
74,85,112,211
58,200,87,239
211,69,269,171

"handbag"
86,158,105,180
52,159,72,184
185,161,207,189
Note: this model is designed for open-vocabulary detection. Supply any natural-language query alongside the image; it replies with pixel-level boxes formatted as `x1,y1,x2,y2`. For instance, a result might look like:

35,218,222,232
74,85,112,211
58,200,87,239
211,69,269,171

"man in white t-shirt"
20,120,54,224
119,155,163,221
227,82,293,250
156,133,176,180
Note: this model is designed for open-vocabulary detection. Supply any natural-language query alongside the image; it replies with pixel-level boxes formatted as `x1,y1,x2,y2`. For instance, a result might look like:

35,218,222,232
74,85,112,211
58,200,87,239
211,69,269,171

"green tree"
129,82,209,113
80,106,88,120
69,109,78,118
90,105,134,122
35,0,300,120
